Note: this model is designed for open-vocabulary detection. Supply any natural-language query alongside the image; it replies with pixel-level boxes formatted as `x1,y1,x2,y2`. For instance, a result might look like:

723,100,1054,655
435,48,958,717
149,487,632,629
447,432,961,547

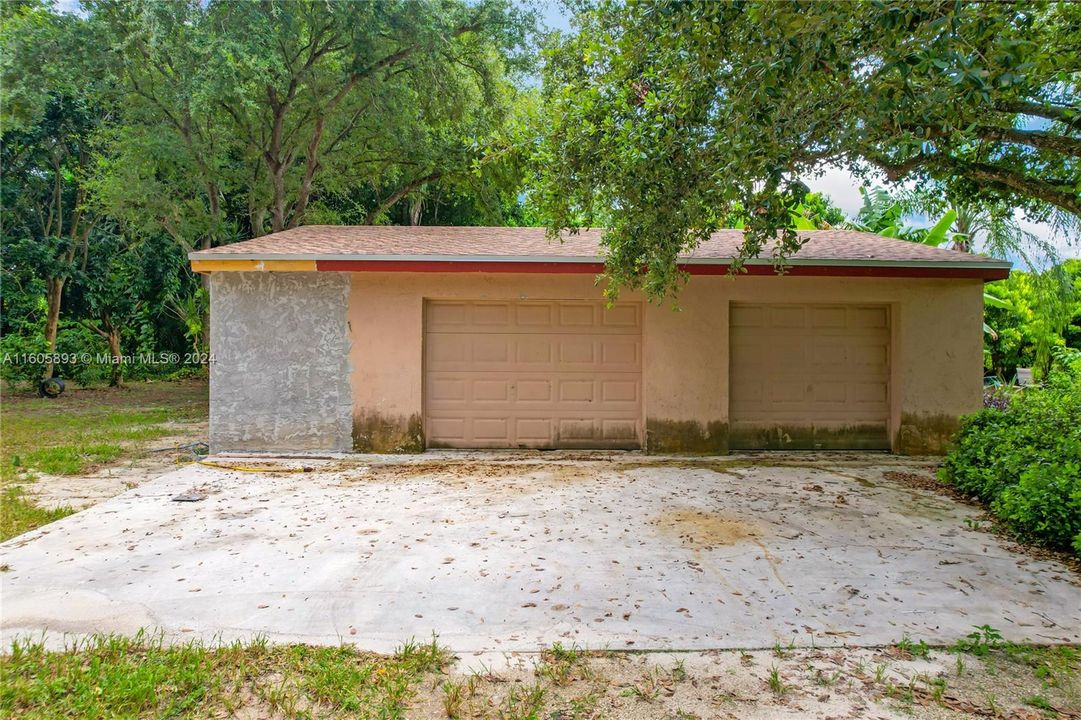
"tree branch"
994,99,1081,131
953,159,1081,217
971,124,1081,158
363,172,442,224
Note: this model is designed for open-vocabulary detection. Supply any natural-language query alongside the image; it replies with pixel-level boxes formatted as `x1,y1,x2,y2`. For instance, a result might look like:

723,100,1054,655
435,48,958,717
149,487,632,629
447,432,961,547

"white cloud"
804,165,1079,261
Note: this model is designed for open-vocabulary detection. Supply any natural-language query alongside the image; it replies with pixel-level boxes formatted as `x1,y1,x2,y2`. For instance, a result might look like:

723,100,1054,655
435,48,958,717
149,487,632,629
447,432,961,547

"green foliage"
90,0,535,245
953,625,1005,657
1,1,540,387
539,0,1080,298
984,261,1080,379
941,353,1081,555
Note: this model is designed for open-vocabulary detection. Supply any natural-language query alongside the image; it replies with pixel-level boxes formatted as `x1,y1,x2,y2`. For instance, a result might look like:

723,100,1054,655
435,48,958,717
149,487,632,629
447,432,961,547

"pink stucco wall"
347,272,984,453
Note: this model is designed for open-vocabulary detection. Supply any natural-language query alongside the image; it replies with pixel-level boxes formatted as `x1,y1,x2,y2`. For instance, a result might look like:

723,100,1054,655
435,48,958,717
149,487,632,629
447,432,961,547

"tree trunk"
410,195,424,226
251,206,267,238
107,323,123,388
42,276,66,381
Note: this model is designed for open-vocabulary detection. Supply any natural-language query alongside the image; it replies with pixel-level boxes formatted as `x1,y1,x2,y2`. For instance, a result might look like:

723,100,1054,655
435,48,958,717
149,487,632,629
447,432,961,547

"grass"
0,486,74,543
537,642,592,686
0,379,207,542
766,665,787,696
3,634,1078,718
0,632,450,720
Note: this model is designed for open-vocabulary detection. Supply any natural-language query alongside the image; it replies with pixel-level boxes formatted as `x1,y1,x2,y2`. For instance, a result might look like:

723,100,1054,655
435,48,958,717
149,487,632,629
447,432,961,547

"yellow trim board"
190,259,317,273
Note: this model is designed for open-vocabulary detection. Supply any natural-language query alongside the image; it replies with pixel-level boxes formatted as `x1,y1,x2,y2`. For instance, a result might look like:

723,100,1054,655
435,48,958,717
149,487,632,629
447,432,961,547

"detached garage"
189,226,1009,455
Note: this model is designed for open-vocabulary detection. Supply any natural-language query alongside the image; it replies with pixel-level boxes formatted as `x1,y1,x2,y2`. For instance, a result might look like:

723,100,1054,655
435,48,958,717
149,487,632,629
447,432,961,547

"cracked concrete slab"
1,453,1078,652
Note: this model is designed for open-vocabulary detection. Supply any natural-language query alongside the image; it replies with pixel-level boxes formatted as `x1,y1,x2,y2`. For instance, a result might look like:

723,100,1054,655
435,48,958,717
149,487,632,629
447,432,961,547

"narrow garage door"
729,303,890,450
425,300,642,449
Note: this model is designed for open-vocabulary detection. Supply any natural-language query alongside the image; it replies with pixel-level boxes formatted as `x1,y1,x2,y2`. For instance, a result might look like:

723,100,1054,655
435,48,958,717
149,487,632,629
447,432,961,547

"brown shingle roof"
189,225,1009,268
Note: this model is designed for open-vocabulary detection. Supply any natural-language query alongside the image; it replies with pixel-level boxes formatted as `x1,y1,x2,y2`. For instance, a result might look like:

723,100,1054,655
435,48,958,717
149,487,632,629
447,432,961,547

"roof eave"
190,250,1007,275
188,250,1009,270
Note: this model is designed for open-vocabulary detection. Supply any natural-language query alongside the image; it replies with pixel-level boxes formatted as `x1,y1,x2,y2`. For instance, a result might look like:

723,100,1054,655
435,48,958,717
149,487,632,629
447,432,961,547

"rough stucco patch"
209,272,352,452
645,419,728,455
352,412,424,453
896,413,961,455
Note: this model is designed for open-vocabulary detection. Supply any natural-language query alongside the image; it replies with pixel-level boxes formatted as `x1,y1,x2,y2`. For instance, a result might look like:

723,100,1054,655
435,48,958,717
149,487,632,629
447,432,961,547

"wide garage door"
729,303,890,450
424,300,642,448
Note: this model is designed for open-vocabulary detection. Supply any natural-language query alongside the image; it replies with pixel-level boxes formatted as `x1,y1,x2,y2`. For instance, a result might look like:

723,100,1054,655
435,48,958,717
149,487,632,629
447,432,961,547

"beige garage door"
729,303,890,450
425,300,642,449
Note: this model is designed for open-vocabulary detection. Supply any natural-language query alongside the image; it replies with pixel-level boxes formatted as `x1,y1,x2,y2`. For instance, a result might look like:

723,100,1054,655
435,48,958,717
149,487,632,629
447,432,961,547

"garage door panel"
559,379,594,402
428,377,467,402
473,380,510,402
769,305,806,328
558,418,595,440
601,379,638,402
851,306,889,328
426,300,641,448
603,304,640,328
515,418,552,442
515,303,553,326
559,338,596,365
471,337,510,364
600,338,640,367
473,303,510,326
813,382,847,403
426,302,469,327
850,343,888,367
516,379,553,402
559,303,597,327
770,381,807,404
811,343,847,365
427,418,466,442
515,337,553,365
851,381,888,404
731,305,765,327
730,303,890,450
811,306,847,328
602,419,638,440
473,418,510,441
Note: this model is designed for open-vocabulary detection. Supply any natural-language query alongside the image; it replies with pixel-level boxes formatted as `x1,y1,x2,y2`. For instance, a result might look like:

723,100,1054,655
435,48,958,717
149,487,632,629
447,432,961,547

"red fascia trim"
314,259,1008,281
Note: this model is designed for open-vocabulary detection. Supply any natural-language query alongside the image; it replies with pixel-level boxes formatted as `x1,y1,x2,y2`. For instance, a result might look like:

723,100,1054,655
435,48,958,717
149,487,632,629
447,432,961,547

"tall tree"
538,0,1080,298
1,1,114,381
90,0,533,247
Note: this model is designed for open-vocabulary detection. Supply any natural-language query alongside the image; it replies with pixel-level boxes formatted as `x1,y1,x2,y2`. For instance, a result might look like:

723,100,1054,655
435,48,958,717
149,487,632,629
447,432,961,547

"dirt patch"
197,459,317,474
339,460,599,487
438,645,1080,720
651,508,759,549
21,422,209,511
883,469,955,495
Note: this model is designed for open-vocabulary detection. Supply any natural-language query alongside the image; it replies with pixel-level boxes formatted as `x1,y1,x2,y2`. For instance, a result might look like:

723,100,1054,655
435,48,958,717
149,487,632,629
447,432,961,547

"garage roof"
189,225,1011,280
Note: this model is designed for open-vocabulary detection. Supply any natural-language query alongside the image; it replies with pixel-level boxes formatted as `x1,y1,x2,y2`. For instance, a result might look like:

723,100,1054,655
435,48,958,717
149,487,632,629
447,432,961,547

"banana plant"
983,291,1012,339
920,209,958,247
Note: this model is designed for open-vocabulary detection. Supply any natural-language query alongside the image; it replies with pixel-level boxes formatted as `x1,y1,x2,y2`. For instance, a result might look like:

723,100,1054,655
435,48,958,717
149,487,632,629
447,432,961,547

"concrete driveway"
2,453,1078,652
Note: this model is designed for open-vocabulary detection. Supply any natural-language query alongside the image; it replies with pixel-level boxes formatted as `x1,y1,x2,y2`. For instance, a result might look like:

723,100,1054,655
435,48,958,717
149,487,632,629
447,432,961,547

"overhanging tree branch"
363,171,443,224
993,99,1081,131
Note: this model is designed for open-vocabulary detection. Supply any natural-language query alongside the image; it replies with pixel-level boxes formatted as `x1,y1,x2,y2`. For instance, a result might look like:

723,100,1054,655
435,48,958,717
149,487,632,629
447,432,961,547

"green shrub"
941,356,1081,556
